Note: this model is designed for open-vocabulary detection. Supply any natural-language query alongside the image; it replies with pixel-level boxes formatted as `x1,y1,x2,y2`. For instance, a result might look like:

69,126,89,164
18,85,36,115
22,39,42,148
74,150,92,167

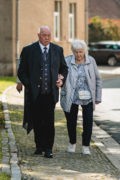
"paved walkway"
1,66,120,180
1,85,120,180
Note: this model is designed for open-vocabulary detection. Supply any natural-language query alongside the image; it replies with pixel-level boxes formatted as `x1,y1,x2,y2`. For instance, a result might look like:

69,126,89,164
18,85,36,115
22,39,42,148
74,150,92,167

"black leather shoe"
44,149,53,158
34,149,43,155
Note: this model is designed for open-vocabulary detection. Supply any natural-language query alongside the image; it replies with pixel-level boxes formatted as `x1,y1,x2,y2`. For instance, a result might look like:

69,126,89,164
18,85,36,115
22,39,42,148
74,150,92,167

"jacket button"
38,85,40,88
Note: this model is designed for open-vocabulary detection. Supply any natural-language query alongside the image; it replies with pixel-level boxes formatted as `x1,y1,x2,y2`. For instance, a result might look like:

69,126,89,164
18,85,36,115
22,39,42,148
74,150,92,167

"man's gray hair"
71,39,88,55
38,25,51,34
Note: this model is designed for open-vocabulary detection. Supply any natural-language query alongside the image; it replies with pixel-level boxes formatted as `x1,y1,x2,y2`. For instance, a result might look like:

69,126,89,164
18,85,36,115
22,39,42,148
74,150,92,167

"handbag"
78,90,91,100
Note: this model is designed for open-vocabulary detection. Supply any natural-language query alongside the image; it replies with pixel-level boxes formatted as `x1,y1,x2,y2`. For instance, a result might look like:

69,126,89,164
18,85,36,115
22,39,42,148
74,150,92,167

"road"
94,74,120,144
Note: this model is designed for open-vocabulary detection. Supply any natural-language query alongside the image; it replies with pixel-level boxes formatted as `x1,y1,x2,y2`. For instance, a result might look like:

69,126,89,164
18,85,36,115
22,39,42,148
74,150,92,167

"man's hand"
56,74,64,88
56,79,63,88
16,82,23,93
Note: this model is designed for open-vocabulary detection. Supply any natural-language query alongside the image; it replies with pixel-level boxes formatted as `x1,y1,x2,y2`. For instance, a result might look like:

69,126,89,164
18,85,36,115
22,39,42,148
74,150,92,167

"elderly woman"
60,39,102,155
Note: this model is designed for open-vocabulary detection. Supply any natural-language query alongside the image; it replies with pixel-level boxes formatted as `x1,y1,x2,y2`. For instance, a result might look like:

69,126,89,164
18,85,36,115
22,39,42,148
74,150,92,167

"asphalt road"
94,77,120,144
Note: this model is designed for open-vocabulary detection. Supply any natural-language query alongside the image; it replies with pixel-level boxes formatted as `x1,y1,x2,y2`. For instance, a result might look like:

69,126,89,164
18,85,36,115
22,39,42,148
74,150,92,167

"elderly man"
18,26,68,158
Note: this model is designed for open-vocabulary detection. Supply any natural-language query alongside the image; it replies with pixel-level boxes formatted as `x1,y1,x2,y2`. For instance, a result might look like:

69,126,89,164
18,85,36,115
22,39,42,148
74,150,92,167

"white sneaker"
82,146,91,155
67,143,76,153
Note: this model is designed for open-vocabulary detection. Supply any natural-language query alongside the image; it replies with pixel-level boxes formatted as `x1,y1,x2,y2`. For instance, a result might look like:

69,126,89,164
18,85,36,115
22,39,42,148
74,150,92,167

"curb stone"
92,122,120,171
1,87,22,180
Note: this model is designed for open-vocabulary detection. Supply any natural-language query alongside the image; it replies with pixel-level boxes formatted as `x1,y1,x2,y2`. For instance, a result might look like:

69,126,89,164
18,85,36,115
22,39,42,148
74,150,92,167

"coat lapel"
49,43,55,68
33,41,43,66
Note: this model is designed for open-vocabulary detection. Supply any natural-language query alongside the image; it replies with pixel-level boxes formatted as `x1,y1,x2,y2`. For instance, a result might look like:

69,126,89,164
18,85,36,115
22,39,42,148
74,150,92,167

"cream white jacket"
60,54,102,112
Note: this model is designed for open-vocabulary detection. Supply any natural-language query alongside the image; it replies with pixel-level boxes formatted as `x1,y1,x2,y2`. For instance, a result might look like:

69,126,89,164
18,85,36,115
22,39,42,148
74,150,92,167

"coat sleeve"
58,47,68,85
16,58,21,83
17,47,30,88
92,58,102,102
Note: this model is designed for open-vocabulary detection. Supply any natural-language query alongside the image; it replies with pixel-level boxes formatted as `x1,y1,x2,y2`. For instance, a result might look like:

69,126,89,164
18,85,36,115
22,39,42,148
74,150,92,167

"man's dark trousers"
32,93,55,151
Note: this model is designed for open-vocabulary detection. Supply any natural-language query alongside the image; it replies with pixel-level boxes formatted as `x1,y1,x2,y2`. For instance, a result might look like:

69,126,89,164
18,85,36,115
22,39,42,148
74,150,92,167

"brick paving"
1,85,120,180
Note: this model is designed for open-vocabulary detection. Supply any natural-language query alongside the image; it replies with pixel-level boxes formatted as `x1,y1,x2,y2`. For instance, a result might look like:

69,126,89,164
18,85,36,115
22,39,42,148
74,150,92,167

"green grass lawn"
0,76,16,95
0,173,10,180
0,76,16,179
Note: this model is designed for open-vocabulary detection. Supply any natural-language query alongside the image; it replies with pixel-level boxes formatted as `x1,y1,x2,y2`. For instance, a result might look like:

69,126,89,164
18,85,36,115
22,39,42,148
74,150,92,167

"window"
54,1,61,41
69,3,76,41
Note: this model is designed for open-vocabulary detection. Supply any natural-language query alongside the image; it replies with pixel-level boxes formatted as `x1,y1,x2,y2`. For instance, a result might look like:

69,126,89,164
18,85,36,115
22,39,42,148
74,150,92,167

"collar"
71,54,90,65
39,42,50,53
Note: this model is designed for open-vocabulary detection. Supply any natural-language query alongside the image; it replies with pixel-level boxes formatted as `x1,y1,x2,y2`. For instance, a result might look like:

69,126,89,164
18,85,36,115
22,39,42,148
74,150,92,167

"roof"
89,0,120,19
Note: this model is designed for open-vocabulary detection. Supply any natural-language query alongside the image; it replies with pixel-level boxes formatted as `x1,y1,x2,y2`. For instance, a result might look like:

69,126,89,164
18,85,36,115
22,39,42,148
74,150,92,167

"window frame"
54,1,61,41
68,3,76,42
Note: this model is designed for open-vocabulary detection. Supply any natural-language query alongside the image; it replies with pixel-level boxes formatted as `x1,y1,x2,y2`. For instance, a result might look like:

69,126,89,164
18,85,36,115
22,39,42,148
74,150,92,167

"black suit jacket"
18,41,68,103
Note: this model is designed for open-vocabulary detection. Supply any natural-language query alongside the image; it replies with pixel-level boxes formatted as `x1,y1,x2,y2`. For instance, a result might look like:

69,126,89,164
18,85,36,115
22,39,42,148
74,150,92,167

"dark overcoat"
17,41,68,133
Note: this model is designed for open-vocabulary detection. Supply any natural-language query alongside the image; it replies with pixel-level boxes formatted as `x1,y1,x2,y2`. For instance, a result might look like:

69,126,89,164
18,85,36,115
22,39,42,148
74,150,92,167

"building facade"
0,0,88,76
0,0,16,76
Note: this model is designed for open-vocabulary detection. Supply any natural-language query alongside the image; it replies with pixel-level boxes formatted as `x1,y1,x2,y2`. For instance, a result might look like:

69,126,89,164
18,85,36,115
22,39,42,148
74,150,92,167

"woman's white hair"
71,39,88,55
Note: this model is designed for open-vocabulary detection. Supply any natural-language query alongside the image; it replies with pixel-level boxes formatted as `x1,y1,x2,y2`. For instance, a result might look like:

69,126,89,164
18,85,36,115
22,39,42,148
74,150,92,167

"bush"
89,16,120,42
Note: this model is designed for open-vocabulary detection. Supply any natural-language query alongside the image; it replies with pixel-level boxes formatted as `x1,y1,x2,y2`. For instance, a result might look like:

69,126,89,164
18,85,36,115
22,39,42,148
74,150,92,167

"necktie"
43,47,47,61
